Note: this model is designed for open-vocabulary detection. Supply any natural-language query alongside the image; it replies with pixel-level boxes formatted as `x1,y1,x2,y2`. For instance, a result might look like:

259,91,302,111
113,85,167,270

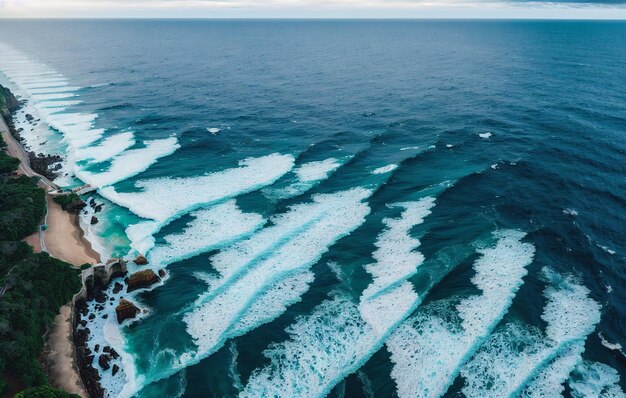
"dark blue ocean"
0,20,624,397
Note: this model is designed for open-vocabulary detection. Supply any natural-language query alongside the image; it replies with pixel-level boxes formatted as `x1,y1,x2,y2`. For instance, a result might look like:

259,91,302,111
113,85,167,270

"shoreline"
1,112,96,397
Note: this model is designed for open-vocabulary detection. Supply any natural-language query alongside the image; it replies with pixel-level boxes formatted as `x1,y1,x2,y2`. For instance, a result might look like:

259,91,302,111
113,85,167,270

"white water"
76,137,180,187
75,132,136,163
184,188,371,354
461,270,602,398
241,197,437,398
99,153,294,222
148,200,266,266
119,188,371,397
263,157,346,200
569,361,626,398
386,230,535,398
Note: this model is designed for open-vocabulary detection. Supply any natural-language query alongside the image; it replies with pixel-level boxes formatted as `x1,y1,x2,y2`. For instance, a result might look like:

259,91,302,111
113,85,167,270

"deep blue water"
0,19,625,397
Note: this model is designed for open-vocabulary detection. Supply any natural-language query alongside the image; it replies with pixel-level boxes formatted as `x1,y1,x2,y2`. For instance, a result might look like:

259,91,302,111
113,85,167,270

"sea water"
0,19,625,397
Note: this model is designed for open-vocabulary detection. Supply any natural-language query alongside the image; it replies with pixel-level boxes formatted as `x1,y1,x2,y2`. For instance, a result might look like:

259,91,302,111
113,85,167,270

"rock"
80,320,87,327
0,85,20,117
94,204,103,213
94,344,100,353
158,269,166,278
115,298,139,323
112,282,124,294
133,255,149,265
91,216,99,225
127,269,160,292
102,346,111,353
88,313,95,320
25,113,34,121
102,314,108,319
98,354,111,371
112,364,120,377
110,349,119,360
28,152,63,180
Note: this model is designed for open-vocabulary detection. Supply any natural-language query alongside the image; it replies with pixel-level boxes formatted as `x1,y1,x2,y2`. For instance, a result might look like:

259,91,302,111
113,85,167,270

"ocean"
0,19,624,397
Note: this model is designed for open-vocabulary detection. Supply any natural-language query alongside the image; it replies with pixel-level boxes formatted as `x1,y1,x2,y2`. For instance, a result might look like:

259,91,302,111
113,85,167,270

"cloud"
0,0,625,18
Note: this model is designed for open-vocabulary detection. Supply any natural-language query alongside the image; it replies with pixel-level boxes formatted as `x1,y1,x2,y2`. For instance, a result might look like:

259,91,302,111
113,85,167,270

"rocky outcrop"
0,84,20,118
133,255,148,265
90,216,98,225
115,298,139,324
127,269,160,292
98,354,111,371
158,269,166,278
73,298,105,398
28,152,63,180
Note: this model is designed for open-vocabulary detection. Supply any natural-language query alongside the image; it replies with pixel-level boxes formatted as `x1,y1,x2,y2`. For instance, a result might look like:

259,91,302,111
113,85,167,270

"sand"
44,195,101,267
43,305,88,397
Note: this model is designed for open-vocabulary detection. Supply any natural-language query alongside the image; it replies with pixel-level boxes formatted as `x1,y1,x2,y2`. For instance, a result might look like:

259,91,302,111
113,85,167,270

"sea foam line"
147,200,266,267
240,197,437,398
386,230,535,398
263,157,347,200
461,270,602,398
100,153,295,223
0,42,181,187
120,188,371,398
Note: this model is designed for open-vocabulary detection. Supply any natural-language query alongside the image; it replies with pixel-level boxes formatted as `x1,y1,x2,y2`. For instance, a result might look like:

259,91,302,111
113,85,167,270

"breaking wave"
461,270,602,398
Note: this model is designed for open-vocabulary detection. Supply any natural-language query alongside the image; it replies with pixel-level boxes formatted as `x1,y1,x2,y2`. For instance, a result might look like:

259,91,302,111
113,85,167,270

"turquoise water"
0,20,624,397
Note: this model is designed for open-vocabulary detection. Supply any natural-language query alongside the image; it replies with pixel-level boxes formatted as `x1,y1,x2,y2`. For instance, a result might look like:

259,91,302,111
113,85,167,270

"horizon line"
2,16,626,20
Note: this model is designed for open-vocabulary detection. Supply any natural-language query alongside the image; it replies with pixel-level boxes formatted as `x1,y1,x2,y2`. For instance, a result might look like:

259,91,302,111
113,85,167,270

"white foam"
598,333,623,352
29,86,80,94
569,361,626,398
479,132,493,139
241,294,378,398
521,342,585,398
126,221,161,257
295,158,342,182
386,230,535,398
207,127,221,134
121,188,371,397
99,153,294,221
77,137,180,187
184,188,371,355
240,197,438,398
361,198,436,299
75,132,136,163
372,164,398,174
230,270,315,336
461,271,601,398
263,157,345,200
148,200,266,266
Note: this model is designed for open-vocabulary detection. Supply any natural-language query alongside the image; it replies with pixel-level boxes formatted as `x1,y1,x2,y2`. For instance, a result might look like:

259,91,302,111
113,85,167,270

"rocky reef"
127,269,160,292
115,298,140,324
28,152,63,180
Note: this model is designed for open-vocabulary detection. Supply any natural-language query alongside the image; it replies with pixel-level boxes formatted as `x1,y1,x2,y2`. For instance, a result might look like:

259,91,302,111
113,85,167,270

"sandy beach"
43,305,89,397
1,115,95,397
44,194,101,267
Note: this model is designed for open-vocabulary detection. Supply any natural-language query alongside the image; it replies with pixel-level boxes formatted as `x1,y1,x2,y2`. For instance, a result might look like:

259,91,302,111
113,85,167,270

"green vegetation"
13,386,81,398
0,135,19,175
0,133,82,396
0,176,46,241
52,193,81,212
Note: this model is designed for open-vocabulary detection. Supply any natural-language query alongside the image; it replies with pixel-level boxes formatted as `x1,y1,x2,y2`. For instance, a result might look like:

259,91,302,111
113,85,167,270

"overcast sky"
1,0,625,19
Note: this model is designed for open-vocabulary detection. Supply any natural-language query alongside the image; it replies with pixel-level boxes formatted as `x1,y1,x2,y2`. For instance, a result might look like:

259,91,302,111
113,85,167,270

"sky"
0,0,625,19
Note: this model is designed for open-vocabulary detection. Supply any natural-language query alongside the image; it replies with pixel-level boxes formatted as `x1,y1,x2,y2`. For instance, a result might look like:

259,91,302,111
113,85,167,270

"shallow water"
0,19,625,397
